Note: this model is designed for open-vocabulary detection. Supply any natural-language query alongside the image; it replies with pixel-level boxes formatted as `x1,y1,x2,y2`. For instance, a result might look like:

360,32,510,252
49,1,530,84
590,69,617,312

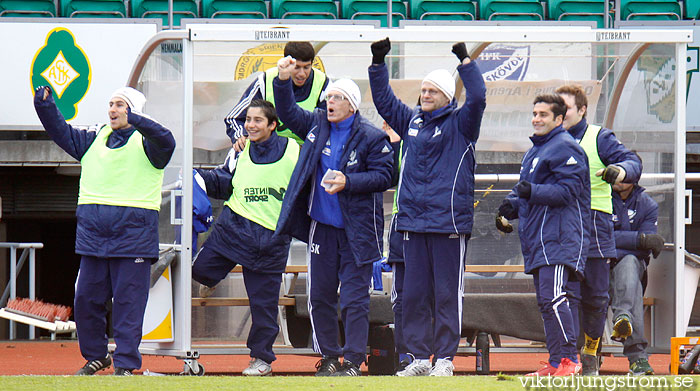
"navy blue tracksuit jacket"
567,119,642,259
34,91,175,258
195,132,293,273
273,77,394,265
368,61,486,234
223,70,329,143
502,126,591,275
612,186,658,264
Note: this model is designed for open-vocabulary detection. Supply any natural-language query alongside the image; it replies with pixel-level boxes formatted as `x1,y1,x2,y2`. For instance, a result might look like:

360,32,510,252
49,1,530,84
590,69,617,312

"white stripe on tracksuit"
592,210,605,258
224,75,264,140
306,220,321,354
391,264,398,309
551,264,569,343
457,234,466,332
539,206,550,265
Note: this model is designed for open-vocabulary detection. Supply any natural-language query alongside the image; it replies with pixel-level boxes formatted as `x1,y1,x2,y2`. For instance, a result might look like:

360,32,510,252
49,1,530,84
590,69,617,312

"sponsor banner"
142,265,174,343
363,79,602,152
182,41,596,151
234,42,325,81
480,44,530,82
479,80,602,151
0,21,156,128
622,24,700,131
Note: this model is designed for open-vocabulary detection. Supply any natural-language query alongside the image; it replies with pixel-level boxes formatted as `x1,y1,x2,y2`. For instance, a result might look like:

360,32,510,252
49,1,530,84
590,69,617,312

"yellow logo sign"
40,51,81,98
235,43,325,81
31,28,91,121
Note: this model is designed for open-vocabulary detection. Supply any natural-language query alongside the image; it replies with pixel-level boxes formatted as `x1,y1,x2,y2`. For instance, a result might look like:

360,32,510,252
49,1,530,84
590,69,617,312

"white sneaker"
396,359,431,376
242,358,272,376
199,283,216,298
430,358,454,376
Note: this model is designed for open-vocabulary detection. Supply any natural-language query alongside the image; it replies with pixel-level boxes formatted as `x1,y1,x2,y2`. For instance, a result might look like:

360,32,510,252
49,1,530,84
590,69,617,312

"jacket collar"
249,130,284,160
529,125,565,146
613,184,645,203
419,100,456,123
331,113,355,132
567,118,588,141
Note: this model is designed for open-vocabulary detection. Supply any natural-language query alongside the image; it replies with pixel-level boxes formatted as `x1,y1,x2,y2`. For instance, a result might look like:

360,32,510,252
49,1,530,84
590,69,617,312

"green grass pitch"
1,375,698,391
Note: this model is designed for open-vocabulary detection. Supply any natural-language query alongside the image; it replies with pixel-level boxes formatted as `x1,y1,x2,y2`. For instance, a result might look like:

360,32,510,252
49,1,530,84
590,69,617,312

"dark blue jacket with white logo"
34,91,175,259
567,119,642,259
612,185,658,265
368,61,486,234
272,77,394,265
196,132,292,273
501,126,591,275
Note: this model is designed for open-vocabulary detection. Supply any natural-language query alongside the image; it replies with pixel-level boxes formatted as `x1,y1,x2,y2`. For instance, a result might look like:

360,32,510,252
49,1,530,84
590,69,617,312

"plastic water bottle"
680,344,700,374
476,331,490,375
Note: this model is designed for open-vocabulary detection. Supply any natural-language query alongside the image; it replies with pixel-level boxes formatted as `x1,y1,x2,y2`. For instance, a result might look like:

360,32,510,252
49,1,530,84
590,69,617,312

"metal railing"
0,242,43,340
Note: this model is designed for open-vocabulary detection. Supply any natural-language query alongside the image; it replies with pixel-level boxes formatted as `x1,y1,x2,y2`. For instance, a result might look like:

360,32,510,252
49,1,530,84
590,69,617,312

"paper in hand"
321,168,337,191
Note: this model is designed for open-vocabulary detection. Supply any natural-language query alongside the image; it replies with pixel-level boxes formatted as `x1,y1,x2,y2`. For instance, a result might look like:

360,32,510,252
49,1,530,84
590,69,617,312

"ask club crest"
31,28,91,121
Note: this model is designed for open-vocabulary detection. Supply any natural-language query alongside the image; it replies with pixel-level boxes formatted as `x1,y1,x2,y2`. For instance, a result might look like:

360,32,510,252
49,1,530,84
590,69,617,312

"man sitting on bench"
609,169,664,376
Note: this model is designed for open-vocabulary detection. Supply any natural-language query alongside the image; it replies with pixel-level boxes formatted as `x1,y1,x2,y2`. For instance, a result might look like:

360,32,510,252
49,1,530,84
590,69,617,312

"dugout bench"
190,264,657,375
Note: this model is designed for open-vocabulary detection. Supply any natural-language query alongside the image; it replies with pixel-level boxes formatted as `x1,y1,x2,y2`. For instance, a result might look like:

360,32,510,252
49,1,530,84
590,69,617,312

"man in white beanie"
33,85,175,376
273,56,394,376
368,38,487,376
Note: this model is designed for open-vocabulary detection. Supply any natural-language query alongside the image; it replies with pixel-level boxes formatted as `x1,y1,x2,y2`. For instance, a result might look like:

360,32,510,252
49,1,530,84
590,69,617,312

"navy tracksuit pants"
569,257,610,341
74,255,151,370
402,232,466,360
533,265,578,365
391,262,407,358
388,216,410,360
192,245,282,364
307,221,372,365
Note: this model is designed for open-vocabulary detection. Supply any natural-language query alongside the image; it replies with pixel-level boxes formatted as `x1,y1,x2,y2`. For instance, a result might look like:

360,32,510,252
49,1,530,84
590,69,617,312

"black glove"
371,37,391,65
33,86,52,105
452,42,469,62
126,105,137,124
597,164,626,185
498,200,516,218
495,215,513,234
638,233,664,258
516,180,532,200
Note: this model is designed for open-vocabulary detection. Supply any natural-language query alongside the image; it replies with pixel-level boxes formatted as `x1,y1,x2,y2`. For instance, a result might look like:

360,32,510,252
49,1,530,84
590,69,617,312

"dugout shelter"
125,23,690,373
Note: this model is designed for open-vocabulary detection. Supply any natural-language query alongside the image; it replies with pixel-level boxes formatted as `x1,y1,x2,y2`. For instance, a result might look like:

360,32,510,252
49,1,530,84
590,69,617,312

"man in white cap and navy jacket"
273,56,394,376
33,85,175,376
368,39,487,376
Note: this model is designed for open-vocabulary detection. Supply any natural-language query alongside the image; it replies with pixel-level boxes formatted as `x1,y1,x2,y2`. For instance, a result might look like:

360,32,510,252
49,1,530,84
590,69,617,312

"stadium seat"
132,0,199,27
271,0,337,19
479,0,544,21
548,0,608,28
686,0,700,19
341,0,407,27
620,0,681,20
202,0,267,18
0,0,56,17
410,0,476,21
63,0,127,18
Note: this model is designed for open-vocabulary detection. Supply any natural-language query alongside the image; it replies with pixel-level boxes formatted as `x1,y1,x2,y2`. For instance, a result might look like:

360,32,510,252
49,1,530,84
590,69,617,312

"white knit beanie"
326,79,361,111
422,69,455,102
111,87,146,112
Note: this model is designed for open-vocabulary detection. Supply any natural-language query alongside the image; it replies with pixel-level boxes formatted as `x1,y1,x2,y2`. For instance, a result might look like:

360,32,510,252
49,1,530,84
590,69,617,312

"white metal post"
175,36,195,353
29,248,35,339
387,0,392,29
675,41,688,338
9,245,15,340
